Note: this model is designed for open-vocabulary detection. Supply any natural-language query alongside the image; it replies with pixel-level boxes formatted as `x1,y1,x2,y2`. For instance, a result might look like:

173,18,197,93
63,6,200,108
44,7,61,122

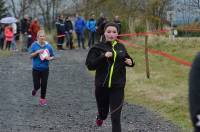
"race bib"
40,49,50,61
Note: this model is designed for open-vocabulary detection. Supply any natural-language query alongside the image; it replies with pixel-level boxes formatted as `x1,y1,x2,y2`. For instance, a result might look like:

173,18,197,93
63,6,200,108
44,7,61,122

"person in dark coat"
0,24,4,50
85,22,135,132
20,15,30,51
64,16,74,49
189,52,200,132
15,18,21,51
96,13,107,42
55,15,65,50
113,15,122,34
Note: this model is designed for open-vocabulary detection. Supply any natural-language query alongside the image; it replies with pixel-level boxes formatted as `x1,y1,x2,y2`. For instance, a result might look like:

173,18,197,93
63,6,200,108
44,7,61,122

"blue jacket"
75,17,86,33
30,41,54,71
86,19,96,32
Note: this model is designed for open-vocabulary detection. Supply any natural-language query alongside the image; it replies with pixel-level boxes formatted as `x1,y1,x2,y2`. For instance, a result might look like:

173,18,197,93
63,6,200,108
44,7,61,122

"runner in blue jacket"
30,30,54,106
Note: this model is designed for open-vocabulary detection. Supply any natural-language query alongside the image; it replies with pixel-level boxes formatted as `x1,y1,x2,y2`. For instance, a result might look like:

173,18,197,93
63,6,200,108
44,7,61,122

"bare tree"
8,0,34,18
190,0,200,9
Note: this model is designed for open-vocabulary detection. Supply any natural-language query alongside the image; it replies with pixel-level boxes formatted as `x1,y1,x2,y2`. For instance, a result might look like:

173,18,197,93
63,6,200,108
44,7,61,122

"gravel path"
0,49,181,132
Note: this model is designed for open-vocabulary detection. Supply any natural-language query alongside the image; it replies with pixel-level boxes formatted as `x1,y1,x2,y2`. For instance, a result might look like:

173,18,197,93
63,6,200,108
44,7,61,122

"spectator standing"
96,13,107,42
64,16,74,49
11,22,17,51
29,18,41,43
20,15,30,51
113,15,122,34
86,14,96,48
55,15,65,50
15,18,20,51
74,14,86,49
4,25,13,50
0,24,4,50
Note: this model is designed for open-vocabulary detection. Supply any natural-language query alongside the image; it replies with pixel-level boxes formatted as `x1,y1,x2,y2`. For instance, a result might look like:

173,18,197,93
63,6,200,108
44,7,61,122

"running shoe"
39,98,47,106
96,115,103,126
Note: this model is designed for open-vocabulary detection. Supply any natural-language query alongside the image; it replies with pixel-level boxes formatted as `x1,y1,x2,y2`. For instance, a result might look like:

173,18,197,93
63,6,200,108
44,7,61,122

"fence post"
145,36,150,79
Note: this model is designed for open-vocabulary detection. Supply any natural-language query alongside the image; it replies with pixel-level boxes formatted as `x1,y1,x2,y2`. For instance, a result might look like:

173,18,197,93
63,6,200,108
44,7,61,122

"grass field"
0,50,12,57
125,36,200,132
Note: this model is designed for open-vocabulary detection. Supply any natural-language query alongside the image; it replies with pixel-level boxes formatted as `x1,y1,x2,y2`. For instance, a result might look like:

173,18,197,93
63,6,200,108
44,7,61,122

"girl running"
86,22,135,132
30,30,54,106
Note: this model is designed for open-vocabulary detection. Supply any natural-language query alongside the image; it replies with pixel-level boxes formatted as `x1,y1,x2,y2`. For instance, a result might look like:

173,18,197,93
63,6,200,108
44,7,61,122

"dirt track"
0,49,180,132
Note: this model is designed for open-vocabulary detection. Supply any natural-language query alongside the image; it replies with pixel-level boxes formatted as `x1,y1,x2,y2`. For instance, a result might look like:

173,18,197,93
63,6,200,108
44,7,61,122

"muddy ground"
0,49,181,132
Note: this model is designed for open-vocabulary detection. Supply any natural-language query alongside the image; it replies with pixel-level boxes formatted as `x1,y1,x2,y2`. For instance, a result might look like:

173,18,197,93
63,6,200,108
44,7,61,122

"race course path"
0,49,180,132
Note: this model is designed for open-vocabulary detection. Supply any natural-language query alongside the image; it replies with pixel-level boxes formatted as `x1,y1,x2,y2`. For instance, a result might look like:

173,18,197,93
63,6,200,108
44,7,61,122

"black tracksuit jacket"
189,52,200,131
85,41,134,88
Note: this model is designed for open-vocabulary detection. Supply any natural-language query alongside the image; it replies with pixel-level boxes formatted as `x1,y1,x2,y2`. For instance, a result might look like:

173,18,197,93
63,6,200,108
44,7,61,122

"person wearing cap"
85,22,135,132
29,30,54,106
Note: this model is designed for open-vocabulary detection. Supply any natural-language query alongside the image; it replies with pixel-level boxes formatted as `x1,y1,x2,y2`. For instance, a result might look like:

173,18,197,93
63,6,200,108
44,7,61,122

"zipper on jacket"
108,41,117,88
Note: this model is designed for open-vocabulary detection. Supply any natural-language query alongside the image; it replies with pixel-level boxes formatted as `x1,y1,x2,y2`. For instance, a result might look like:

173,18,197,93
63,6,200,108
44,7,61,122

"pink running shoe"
39,98,47,106
96,116,103,126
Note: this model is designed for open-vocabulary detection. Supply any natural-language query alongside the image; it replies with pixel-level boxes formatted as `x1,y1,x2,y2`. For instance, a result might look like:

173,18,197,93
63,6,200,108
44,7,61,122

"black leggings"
95,86,124,132
32,69,49,99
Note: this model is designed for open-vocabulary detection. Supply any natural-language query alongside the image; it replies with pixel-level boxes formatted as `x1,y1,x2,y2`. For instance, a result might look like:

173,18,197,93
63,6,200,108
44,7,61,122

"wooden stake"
145,36,150,79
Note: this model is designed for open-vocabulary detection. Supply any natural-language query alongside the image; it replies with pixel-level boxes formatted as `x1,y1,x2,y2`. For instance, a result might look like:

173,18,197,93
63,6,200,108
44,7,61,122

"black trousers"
95,86,124,132
32,69,49,99
6,41,11,50
195,127,200,132
0,38,4,49
66,32,73,49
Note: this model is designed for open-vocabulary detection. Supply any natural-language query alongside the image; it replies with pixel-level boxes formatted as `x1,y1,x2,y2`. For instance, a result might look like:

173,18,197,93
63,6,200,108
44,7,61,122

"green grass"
125,37,200,132
0,50,12,57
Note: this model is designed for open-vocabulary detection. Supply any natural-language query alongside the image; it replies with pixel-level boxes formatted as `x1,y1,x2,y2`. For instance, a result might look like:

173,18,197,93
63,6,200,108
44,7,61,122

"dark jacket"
64,20,73,32
20,18,30,34
97,17,107,35
86,41,134,88
55,19,65,35
189,52,200,129
114,20,121,34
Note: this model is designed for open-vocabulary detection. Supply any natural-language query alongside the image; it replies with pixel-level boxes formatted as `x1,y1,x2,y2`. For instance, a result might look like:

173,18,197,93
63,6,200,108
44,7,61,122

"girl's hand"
46,56,53,61
125,58,132,65
36,49,44,54
105,52,113,58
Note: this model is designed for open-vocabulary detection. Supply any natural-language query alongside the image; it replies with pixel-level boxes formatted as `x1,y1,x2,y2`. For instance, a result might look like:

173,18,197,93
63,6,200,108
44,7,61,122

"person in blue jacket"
86,14,96,48
30,30,54,106
74,14,86,49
